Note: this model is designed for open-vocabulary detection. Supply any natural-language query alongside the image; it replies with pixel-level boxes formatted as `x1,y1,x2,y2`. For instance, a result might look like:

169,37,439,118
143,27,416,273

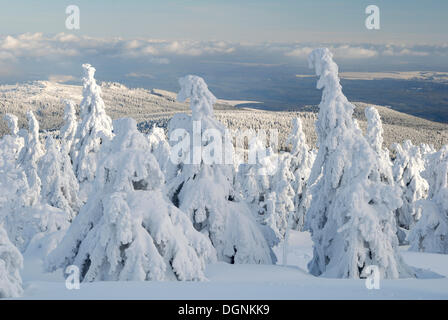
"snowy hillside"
0,80,447,150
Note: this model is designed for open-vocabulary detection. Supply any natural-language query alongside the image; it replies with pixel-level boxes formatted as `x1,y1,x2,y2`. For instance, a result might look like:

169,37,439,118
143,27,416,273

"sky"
0,0,446,95
0,0,447,43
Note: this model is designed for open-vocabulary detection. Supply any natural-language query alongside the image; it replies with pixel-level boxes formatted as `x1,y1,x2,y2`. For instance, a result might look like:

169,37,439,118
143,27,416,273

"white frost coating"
46,118,216,281
71,64,113,184
38,136,81,221
393,140,429,233
60,99,78,154
409,145,448,254
305,48,413,279
286,118,315,229
177,75,216,120
0,224,23,298
169,75,275,264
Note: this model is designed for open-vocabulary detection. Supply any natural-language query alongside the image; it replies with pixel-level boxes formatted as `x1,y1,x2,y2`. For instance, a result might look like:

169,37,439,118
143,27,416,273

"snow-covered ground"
16,231,448,300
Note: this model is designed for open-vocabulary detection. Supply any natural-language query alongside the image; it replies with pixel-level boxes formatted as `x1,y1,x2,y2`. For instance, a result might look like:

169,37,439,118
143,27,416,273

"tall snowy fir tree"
147,124,177,183
46,118,216,281
167,75,276,264
17,111,44,201
234,137,277,231
60,99,78,155
1,112,67,253
265,153,295,239
0,114,24,167
38,136,81,221
408,145,448,253
304,48,413,279
286,117,315,230
71,64,113,193
0,224,23,298
392,140,429,243
364,106,411,244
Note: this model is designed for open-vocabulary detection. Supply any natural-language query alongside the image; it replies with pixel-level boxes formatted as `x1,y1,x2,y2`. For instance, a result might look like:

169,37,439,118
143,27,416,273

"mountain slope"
0,81,447,150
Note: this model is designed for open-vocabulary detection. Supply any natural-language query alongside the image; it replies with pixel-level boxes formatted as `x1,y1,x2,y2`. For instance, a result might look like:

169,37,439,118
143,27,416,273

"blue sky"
0,0,447,91
0,0,446,43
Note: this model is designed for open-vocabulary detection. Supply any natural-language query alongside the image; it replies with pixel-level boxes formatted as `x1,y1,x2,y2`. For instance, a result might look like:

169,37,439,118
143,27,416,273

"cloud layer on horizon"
0,33,447,83
1,33,447,61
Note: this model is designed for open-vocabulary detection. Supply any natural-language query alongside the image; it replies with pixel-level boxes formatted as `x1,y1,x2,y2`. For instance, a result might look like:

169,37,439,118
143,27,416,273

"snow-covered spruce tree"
168,75,275,264
71,64,113,188
234,137,282,244
286,117,315,230
0,114,24,167
0,224,23,298
235,137,274,221
392,140,429,238
365,106,394,183
364,106,411,244
17,110,44,201
147,124,177,184
38,136,81,221
60,99,78,155
305,48,413,279
408,145,448,253
46,118,216,281
265,153,295,239
1,112,68,253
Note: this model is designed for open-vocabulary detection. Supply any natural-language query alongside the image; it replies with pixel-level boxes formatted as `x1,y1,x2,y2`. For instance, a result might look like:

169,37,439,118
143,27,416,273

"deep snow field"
17,231,448,300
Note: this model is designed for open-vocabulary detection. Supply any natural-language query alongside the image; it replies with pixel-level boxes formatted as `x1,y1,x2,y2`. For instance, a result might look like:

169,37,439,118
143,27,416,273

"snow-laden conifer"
17,111,44,201
305,48,413,279
168,75,275,264
392,140,429,237
1,112,67,252
38,136,81,221
46,118,216,281
286,117,315,229
147,125,177,183
408,145,448,253
71,64,113,186
60,99,78,155
0,224,23,298
0,114,24,167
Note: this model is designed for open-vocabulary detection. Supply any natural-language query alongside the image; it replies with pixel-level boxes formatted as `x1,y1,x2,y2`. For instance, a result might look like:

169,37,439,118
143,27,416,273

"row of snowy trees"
1,50,448,297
